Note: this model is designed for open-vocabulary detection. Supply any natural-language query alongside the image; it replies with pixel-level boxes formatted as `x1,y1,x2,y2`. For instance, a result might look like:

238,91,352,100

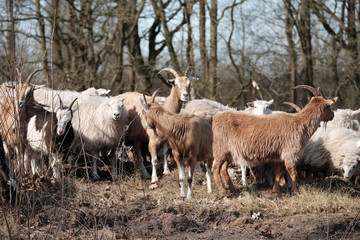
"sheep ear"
247,102,254,108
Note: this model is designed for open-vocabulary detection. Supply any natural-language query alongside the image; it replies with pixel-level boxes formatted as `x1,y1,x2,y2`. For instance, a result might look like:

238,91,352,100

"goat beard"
323,121,327,131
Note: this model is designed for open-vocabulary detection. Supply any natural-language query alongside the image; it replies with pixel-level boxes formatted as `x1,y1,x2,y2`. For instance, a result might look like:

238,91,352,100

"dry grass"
0,166,359,239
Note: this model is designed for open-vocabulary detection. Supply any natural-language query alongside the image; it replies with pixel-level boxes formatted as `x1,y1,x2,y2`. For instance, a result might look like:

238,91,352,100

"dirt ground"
1,165,360,239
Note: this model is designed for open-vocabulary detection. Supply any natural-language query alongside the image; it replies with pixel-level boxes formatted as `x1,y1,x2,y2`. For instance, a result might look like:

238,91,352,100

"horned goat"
117,66,197,183
140,90,213,199
70,96,128,180
0,69,41,183
182,98,274,186
20,92,77,180
212,86,337,194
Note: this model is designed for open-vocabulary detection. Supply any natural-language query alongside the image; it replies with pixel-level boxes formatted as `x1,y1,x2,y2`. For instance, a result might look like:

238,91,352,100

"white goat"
70,96,129,180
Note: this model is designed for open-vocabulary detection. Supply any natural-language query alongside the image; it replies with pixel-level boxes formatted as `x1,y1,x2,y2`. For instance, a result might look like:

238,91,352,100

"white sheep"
299,123,360,180
33,86,110,108
70,96,129,180
330,108,360,131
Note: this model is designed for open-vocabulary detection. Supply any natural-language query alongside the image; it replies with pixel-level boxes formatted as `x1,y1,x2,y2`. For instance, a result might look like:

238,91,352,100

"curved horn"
158,68,180,79
25,69,42,84
317,87,326,98
57,94,64,109
184,65,192,77
293,85,319,96
283,102,301,112
150,89,160,103
68,98,78,110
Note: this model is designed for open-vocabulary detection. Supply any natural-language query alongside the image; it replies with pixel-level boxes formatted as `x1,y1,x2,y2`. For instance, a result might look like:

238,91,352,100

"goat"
212,86,337,194
0,69,41,183
285,101,360,181
140,90,213,199
70,96,128,180
20,91,77,180
182,98,274,186
117,66,197,182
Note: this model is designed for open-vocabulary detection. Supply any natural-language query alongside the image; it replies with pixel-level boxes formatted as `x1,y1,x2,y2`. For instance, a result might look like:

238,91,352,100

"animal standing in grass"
141,90,213,199
212,86,337,194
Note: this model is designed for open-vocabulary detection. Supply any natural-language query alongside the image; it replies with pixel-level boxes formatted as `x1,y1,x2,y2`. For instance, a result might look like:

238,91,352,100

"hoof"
163,169,171,175
149,183,158,190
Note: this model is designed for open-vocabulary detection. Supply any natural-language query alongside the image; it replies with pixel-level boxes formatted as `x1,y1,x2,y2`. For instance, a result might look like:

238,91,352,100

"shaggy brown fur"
212,96,336,194
141,96,212,199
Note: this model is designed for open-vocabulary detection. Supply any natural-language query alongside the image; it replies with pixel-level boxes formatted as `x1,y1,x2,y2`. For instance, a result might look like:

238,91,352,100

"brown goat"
140,91,212,199
0,68,41,183
212,88,337,194
118,66,196,181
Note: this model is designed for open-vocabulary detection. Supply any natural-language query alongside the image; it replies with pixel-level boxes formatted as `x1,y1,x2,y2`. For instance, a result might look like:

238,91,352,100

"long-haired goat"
117,66,197,182
140,90,213,199
183,98,274,186
70,96,128,180
0,69,41,182
212,86,337,194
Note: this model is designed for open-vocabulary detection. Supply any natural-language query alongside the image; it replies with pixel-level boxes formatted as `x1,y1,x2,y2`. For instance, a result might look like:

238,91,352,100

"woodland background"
0,0,359,110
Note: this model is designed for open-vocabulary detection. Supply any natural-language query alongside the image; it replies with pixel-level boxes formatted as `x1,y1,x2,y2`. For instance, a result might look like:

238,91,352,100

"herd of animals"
0,66,359,200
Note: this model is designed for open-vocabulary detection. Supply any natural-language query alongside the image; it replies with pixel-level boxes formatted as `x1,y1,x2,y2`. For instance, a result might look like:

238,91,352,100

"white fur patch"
27,117,48,153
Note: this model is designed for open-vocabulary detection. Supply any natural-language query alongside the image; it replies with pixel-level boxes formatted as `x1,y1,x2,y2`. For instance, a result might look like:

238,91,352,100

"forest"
1,0,359,110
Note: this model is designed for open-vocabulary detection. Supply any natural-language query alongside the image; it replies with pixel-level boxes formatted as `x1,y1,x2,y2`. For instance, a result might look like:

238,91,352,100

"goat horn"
25,69,42,84
184,65,192,77
57,94,64,109
158,68,180,79
15,68,21,83
317,87,326,98
293,85,319,96
150,89,160,103
68,98,78,110
283,102,301,112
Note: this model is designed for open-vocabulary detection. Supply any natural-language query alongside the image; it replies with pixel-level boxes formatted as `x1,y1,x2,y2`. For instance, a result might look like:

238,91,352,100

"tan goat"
140,90,212,199
118,66,196,182
212,87,337,194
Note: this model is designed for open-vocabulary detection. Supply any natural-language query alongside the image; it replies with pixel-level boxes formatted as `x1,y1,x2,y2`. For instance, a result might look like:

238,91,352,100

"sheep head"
158,66,198,102
246,99,274,115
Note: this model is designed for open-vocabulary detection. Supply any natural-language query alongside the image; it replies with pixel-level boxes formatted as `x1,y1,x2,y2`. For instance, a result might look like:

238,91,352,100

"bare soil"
1,165,360,239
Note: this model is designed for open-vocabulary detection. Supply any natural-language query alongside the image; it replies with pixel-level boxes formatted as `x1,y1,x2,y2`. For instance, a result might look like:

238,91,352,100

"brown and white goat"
117,66,197,181
0,69,41,181
212,87,337,194
140,91,212,199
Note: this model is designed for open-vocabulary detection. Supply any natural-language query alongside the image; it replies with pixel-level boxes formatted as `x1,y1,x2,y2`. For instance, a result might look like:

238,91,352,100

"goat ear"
188,76,199,81
247,102,254,108
268,99,274,104
328,97,338,105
